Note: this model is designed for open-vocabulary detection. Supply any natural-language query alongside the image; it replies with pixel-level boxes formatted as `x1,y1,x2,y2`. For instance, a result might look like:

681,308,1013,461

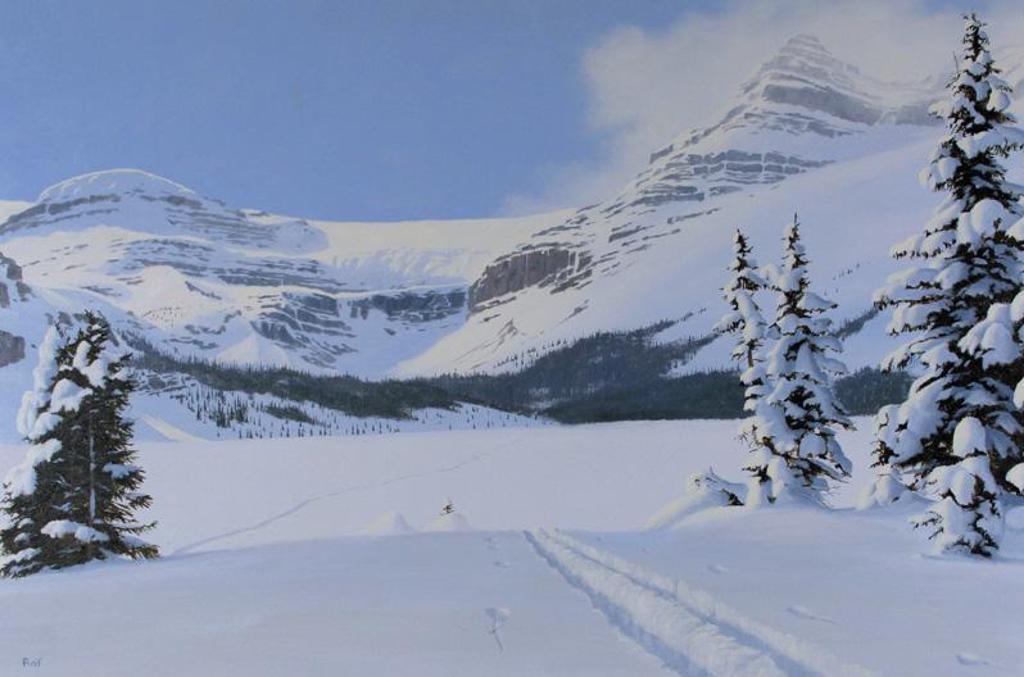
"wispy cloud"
501,0,1024,216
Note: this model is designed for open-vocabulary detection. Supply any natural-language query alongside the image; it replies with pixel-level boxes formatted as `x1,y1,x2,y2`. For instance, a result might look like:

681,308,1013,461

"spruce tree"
1,326,76,577
0,312,157,577
716,229,768,369
858,404,911,508
743,216,852,506
57,312,158,565
869,14,1024,556
715,229,770,413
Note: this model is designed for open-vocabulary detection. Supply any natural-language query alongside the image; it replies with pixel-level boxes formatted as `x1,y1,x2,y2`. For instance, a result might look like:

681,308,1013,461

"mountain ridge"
396,34,966,376
1,34,1023,439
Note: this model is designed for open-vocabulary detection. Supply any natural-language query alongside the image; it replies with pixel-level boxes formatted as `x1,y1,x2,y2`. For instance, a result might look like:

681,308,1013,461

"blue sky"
0,0,692,220
0,0,1006,220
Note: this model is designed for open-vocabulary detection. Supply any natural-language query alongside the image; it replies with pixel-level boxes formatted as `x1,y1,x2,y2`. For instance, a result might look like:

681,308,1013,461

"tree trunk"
87,428,96,561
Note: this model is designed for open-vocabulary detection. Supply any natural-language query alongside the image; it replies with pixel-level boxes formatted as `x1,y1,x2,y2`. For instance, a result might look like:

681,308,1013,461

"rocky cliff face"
0,330,24,369
0,253,30,309
469,246,578,311
0,253,32,367
350,289,466,322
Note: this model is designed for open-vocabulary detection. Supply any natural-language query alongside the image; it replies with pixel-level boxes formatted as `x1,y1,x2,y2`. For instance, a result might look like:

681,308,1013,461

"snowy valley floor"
0,420,1021,676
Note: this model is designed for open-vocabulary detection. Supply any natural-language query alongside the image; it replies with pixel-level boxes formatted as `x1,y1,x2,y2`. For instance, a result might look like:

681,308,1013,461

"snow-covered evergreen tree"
1,325,75,577
0,312,157,577
916,417,1004,555
858,404,912,508
716,229,768,369
743,216,852,506
715,229,770,413
869,14,1024,556
60,312,158,565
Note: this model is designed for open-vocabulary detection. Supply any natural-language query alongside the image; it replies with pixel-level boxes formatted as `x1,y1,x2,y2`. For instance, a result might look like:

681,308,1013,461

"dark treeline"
415,321,715,413
128,336,461,420
126,325,910,424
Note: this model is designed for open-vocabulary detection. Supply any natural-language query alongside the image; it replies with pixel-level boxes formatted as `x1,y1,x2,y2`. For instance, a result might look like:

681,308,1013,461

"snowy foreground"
0,420,1021,676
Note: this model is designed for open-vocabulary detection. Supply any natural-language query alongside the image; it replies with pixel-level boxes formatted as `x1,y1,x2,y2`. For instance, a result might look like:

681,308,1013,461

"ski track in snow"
172,449,499,555
526,529,875,677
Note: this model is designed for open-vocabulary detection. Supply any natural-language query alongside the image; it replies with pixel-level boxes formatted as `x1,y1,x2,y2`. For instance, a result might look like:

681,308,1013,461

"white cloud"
501,0,1024,215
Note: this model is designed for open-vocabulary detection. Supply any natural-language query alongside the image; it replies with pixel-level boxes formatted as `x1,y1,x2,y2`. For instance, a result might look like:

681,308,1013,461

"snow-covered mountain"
0,169,562,378
2,34,1023,425
397,35,971,375
0,171,561,440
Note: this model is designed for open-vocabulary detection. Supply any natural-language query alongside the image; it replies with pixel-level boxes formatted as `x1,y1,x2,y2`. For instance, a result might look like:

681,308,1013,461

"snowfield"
0,419,1020,676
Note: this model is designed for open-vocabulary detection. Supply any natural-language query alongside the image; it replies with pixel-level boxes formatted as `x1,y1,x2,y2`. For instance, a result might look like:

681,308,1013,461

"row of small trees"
717,218,853,508
0,312,157,577
715,14,1024,557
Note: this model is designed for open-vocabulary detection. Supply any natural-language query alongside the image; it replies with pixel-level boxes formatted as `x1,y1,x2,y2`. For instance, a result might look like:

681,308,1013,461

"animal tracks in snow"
172,452,493,555
955,652,989,667
786,605,838,625
484,607,511,653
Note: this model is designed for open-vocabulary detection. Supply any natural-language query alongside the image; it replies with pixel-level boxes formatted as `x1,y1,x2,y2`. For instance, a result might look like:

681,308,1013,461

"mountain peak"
724,34,939,128
38,169,195,203
2,167,327,255
748,34,862,96
779,34,832,56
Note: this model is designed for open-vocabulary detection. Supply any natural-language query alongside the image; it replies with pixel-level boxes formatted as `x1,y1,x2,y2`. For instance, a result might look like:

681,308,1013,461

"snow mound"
1006,507,1024,531
136,414,208,444
646,468,746,530
427,512,472,532
215,334,294,370
359,511,416,536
